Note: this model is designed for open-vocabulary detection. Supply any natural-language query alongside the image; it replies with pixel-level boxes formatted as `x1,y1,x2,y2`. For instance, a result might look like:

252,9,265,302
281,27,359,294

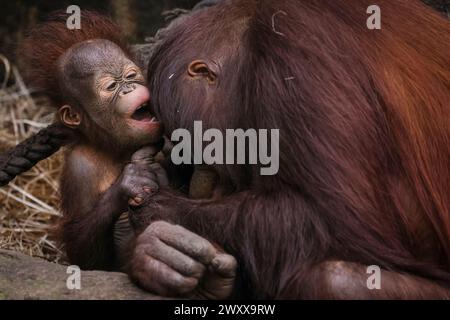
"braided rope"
0,122,75,186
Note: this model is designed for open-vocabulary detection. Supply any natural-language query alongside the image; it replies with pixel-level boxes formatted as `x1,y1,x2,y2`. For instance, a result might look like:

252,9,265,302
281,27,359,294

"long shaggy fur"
145,0,450,298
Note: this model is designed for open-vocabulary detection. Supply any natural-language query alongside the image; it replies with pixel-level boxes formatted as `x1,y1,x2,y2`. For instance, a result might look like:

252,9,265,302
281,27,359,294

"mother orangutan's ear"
59,105,82,128
187,60,217,83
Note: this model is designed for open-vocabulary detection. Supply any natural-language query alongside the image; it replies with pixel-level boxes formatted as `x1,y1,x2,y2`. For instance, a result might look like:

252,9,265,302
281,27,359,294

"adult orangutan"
126,0,450,299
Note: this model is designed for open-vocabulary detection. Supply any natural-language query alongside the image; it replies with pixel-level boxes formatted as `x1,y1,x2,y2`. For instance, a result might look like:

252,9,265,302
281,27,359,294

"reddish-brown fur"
135,0,450,298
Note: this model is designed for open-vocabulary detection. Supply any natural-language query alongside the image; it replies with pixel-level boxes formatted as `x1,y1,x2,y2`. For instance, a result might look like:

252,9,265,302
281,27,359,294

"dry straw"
0,55,64,263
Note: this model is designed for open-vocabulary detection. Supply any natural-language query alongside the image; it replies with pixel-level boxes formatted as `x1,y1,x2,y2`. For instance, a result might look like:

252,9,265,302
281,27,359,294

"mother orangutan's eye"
106,81,117,91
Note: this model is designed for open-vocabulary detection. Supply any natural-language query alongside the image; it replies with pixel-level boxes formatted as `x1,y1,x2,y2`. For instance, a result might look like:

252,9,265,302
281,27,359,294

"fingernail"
143,187,151,194
211,257,220,269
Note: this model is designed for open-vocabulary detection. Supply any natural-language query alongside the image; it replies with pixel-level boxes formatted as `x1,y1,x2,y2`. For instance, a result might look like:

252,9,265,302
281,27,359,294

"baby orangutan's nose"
120,83,136,96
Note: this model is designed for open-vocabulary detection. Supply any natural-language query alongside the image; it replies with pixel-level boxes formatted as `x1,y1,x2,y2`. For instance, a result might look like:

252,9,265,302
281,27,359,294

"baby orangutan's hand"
119,145,168,207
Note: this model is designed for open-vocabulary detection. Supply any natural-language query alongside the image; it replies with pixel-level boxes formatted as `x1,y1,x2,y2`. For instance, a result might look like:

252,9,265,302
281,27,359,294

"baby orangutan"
9,11,237,299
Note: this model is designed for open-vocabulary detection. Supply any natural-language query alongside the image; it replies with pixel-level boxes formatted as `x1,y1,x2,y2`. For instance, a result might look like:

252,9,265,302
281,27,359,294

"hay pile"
0,55,64,263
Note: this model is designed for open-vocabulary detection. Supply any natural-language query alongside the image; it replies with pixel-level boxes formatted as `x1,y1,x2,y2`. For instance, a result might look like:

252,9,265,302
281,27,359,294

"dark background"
0,0,449,62
0,0,202,61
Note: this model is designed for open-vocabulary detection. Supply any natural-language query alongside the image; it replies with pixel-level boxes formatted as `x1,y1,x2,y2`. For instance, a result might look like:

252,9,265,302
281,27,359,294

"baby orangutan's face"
58,39,162,152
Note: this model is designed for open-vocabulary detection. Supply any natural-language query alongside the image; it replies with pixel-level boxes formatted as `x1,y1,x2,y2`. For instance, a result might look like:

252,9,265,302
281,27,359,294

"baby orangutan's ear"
59,105,82,128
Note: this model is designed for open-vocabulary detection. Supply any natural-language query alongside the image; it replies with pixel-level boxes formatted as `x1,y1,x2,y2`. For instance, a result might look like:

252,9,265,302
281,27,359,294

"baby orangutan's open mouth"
128,99,162,138
131,102,158,123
